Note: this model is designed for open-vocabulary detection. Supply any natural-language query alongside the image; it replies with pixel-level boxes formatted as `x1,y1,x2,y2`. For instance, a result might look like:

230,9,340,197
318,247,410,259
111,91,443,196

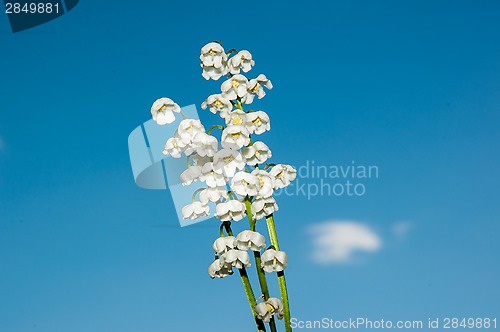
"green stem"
207,124,225,135
266,214,292,332
239,268,267,332
245,198,278,332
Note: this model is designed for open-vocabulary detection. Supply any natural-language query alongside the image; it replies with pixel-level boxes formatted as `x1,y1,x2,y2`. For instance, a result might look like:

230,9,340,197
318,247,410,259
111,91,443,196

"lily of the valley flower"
221,74,249,100
208,258,233,279
180,165,202,186
255,298,284,323
251,196,279,220
242,141,272,166
252,169,275,198
225,109,248,127
261,249,288,273
215,199,246,222
220,249,251,269
213,148,245,178
235,230,266,252
228,50,255,74
191,132,218,157
201,94,233,118
200,42,228,80
231,171,259,197
199,186,228,204
181,201,209,220
221,125,251,149
178,119,205,141
246,111,270,135
243,74,273,104
151,97,181,125
269,164,297,189
162,137,183,158
199,162,228,187
212,236,237,255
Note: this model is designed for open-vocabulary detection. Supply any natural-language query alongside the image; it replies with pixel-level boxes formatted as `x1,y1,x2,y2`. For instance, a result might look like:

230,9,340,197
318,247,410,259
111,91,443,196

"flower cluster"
150,42,296,330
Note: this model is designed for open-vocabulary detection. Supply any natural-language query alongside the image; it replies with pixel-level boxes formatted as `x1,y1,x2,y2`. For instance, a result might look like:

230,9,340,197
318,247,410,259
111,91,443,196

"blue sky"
1,1,499,331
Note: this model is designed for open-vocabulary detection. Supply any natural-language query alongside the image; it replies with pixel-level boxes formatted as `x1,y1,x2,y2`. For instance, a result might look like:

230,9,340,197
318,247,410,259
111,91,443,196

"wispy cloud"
392,221,413,239
308,221,382,264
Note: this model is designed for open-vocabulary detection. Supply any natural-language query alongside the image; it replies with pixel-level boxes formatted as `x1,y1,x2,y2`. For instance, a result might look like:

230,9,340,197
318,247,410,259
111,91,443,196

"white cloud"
392,221,413,239
308,221,382,264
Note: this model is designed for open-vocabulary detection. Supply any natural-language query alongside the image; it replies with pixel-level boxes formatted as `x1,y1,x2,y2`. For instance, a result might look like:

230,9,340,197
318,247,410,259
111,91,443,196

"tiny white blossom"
225,109,248,127
181,201,209,220
222,125,251,149
243,74,273,104
252,169,275,198
242,141,272,166
252,196,278,220
151,98,181,125
162,137,183,158
261,249,288,273
231,171,259,197
221,74,248,100
269,164,297,189
246,111,270,135
180,165,202,186
199,186,228,204
220,249,251,269
235,230,266,252
200,42,228,80
212,236,237,255
192,132,218,157
215,200,246,222
201,94,233,118
228,50,255,74
178,119,205,141
256,298,284,323
199,162,228,187
213,148,245,178
208,258,233,279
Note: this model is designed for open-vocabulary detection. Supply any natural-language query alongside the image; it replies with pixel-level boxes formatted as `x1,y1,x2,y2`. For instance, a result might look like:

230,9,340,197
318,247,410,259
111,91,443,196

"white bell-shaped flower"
192,154,213,166
225,109,248,127
162,137,183,158
221,74,249,100
256,298,284,323
246,111,270,135
252,196,278,220
180,165,202,186
243,74,273,104
220,249,251,269
199,186,228,204
192,132,218,157
181,201,209,220
231,171,259,197
151,98,181,125
242,141,272,166
208,258,233,279
215,200,246,222
199,162,228,187
269,164,297,189
252,169,275,198
261,249,288,273
200,42,228,80
213,148,245,178
221,125,251,149
178,119,205,141
212,236,237,255
201,94,233,118
235,230,266,252
228,50,255,74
